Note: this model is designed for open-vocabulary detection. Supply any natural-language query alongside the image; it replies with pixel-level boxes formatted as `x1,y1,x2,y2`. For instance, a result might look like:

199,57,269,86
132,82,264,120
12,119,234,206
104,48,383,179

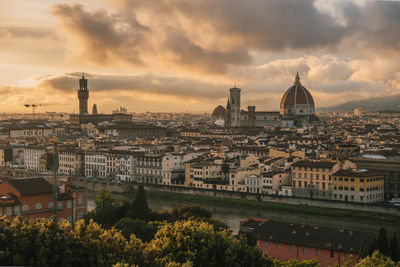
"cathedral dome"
212,105,226,119
280,73,315,116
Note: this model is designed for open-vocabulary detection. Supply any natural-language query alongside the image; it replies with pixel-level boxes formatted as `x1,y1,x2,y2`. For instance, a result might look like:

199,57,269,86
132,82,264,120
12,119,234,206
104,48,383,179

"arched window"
35,203,42,210
22,205,29,211
48,201,54,208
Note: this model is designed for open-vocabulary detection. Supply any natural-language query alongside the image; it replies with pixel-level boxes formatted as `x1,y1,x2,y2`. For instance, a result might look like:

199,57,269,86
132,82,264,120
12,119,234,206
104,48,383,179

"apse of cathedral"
211,73,320,128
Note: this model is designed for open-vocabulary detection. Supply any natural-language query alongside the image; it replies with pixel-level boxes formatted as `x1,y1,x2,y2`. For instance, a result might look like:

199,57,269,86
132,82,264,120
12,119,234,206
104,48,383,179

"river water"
87,192,399,234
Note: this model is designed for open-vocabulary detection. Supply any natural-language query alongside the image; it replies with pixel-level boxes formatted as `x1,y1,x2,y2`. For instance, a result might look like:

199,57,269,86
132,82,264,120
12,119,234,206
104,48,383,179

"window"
289,245,293,252
303,247,307,254
78,195,83,205
6,207,12,215
276,243,280,250
316,248,320,256
48,201,54,208
22,205,29,211
330,250,334,258
14,206,20,215
67,217,72,223
78,212,84,219
264,241,268,248
35,203,42,210
58,201,63,209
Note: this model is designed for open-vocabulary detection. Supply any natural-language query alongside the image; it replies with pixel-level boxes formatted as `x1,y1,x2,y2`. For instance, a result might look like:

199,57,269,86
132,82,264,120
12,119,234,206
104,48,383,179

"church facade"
215,73,320,128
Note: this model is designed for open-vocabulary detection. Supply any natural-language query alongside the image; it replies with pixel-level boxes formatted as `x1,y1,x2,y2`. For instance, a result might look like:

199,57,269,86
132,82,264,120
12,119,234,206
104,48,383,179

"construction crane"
24,104,42,122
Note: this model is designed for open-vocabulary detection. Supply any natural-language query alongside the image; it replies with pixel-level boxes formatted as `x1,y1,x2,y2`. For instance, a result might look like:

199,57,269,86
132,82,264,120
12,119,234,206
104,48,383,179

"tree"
390,233,399,262
144,220,270,267
85,188,118,228
114,218,159,242
376,227,390,256
221,163,230,183
127,185,152,221
169,204,212,221
0,216,145,267
46,152,54,171
355,250,396,267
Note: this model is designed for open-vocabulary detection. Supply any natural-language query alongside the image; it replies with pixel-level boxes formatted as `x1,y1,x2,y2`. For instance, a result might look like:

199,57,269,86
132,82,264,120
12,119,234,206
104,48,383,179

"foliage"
0,217,145,267
144,219,271,267
355,251,397,267
273,259,320,267
377,227,390,256
85,187,120,228
114,218,159,242
390,233,400,262
169,204,212,221
127,185,152,221
359,227,400,261
46,152,54,171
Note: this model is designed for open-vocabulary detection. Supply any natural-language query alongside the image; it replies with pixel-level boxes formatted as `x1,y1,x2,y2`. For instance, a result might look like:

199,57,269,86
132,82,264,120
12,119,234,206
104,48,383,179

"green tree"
127,185,152,221
46,152,54,171
390,233,399,261
221,163,230,183
144,220,270,267
85,188,118,228
377,227,390,256
355,250,396,267
169,204,212,221
114,218,159,242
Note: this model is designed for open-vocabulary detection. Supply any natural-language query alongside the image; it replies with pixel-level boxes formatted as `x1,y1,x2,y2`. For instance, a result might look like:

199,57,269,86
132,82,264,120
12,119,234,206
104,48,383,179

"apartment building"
23,147,47,171
136,152,162,184
332,169,384,203
261,171,290,194
185,158,223,188
112,150,135,182
0,177,87,223
291,160,340,199
58,148,83,176
162,152,202,185
84,151,108,178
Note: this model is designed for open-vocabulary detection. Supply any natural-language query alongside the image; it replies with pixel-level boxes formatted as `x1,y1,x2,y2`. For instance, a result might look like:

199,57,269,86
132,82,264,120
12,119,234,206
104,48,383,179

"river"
87,192,399,234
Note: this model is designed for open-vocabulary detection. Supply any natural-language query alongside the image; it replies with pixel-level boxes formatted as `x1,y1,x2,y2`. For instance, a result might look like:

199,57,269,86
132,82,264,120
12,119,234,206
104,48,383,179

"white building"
58,148,83,176
261,171,290,194
245,175,262,193
84,151,107,179
23,147,46,171
162,152,201,185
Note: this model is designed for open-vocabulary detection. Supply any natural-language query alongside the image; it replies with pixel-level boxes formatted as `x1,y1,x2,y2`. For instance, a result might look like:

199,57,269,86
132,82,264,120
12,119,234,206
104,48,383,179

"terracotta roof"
242,218,374,253
280,73,315,108
7,177,53,196
212,105,226,119
333,169,383,177
292,160,337,168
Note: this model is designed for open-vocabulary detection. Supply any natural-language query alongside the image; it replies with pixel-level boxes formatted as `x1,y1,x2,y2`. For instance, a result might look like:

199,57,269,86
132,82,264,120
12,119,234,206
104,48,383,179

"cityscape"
1,0,400,266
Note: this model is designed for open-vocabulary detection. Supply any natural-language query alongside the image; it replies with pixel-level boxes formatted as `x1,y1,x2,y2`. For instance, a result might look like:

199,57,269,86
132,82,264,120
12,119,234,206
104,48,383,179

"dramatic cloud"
1,0,400,112
37,72,228,99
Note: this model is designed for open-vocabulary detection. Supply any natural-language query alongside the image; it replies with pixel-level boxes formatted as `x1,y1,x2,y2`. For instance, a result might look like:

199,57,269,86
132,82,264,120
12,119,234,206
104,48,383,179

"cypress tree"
376,227,390,256
390,233,399,261
127,185,152,221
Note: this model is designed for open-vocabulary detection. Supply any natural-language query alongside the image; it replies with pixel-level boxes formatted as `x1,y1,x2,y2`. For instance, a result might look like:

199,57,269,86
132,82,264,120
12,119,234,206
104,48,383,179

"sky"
1,0,400,114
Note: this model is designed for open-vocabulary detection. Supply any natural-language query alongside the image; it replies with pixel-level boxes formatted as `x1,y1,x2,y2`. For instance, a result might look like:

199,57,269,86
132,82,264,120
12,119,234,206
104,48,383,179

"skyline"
1,0,400,113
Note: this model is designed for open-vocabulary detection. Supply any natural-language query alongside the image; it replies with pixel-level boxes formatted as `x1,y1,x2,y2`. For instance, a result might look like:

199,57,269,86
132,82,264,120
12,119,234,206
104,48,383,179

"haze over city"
1,0,400,113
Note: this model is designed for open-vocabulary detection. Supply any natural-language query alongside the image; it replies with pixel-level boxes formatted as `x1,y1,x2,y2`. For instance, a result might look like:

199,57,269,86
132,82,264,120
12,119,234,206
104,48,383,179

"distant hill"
319,94,400,112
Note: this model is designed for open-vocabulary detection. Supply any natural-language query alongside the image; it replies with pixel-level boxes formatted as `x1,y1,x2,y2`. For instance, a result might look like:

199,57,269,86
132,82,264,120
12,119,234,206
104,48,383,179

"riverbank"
130,188,399,223
87,188,400,234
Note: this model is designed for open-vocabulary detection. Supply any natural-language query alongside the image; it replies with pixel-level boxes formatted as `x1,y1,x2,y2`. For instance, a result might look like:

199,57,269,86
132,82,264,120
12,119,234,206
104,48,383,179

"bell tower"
78,74,89,115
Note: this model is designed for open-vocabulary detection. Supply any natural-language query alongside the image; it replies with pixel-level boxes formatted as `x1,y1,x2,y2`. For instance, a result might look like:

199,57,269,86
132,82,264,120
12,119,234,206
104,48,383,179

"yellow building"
291,160,340,199
332,169,384,203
